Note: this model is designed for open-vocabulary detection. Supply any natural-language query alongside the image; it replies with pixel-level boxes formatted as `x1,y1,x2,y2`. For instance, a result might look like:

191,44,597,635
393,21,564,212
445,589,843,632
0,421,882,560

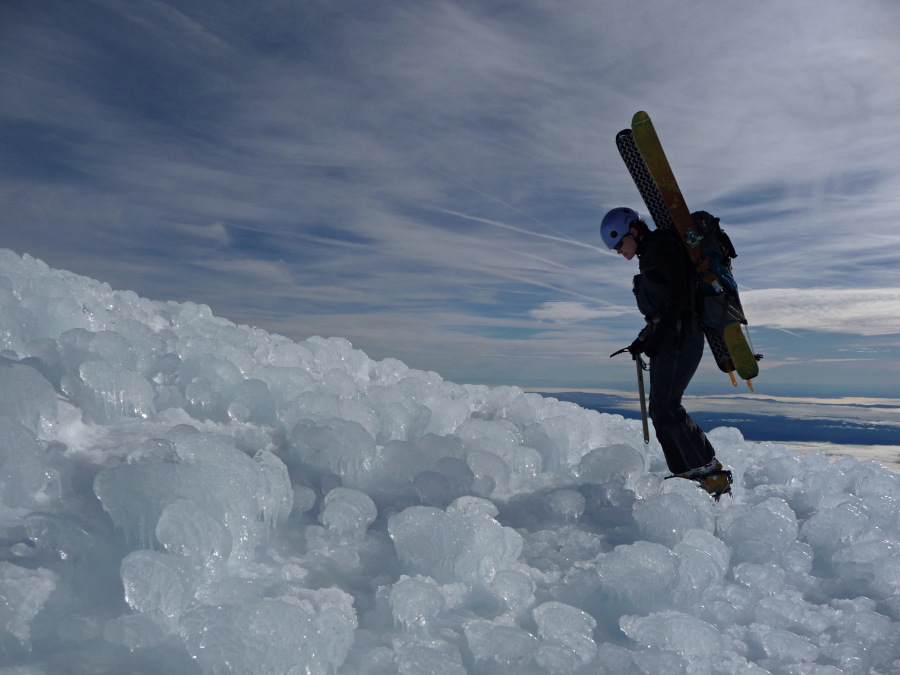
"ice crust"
1,249,900,673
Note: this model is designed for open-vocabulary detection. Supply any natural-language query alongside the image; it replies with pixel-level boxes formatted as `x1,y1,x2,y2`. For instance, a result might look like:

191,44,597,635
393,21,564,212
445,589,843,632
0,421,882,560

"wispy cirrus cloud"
2,0,900,394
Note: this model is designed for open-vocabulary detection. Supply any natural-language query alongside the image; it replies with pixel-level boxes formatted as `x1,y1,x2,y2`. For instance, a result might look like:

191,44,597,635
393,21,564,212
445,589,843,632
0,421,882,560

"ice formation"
0,248,899,674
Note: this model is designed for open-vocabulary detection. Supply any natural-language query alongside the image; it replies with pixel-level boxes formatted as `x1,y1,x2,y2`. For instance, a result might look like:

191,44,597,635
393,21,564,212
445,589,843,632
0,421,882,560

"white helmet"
600,207,641,249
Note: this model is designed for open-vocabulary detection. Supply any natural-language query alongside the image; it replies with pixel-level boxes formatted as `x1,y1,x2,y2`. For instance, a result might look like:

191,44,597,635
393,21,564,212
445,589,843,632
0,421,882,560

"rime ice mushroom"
0,248,899,674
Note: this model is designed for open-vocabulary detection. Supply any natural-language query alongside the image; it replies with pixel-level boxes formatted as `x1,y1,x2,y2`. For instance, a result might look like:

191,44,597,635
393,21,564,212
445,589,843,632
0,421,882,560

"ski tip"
632,110,651,126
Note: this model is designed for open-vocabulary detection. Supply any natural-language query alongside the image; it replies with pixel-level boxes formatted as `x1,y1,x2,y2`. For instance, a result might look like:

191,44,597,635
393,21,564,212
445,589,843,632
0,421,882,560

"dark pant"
648,329,716,474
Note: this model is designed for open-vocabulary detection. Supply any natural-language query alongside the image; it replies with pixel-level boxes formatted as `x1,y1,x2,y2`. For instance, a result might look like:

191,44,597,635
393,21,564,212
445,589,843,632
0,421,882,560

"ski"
615,129,674,231
724,323,758,383
617,111,759,385
630,111,702,261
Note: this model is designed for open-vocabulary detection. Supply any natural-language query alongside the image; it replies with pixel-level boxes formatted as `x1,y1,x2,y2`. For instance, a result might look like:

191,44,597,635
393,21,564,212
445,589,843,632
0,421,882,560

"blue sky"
3,0,900,397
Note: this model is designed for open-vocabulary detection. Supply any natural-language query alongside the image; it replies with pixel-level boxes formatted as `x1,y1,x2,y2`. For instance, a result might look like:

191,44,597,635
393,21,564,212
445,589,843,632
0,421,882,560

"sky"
3,0,900,397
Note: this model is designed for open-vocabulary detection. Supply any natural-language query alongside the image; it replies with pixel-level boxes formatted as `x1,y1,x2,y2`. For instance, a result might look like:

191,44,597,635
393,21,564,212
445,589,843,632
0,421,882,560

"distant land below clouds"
535,389,900,471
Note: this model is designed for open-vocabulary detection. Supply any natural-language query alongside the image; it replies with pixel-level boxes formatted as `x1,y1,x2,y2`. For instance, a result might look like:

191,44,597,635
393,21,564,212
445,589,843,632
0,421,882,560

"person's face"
616,230,638,260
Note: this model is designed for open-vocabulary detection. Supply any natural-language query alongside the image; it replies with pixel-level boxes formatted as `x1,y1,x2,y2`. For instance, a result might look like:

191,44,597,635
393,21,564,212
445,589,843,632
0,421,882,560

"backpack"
690,211,746,330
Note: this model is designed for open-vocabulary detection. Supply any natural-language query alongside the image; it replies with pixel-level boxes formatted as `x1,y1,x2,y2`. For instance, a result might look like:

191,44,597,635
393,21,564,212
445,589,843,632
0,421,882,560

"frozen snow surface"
1,248,899,675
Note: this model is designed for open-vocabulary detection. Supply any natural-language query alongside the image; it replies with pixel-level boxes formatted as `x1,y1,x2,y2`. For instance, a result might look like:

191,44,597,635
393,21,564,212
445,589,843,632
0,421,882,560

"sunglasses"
613,232,632,251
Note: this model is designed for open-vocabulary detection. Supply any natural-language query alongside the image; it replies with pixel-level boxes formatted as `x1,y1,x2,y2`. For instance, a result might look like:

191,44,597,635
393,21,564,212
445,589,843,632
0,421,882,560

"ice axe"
610,346,650,444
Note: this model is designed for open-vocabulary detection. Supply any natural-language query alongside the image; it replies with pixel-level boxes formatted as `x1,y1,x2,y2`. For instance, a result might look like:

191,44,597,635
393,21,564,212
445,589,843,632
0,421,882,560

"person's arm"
633,236,691,356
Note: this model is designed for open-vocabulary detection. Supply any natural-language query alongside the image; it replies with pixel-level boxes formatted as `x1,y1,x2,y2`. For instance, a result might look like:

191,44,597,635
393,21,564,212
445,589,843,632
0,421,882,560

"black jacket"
633,228,697,351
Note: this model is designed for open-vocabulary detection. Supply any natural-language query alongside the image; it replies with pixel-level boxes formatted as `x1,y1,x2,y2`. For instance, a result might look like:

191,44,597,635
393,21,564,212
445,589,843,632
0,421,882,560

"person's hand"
627,337,644,359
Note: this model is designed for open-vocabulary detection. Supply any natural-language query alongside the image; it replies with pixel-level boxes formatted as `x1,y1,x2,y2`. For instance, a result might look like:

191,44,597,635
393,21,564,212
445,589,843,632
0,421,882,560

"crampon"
666,460,734,501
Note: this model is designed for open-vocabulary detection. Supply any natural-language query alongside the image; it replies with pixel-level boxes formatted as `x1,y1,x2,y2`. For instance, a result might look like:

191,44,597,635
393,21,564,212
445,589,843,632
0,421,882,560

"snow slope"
0,249,899,674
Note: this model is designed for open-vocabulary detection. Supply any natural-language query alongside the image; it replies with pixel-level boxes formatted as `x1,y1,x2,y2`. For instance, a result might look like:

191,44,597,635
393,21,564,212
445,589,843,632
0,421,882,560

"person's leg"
648,330,716,475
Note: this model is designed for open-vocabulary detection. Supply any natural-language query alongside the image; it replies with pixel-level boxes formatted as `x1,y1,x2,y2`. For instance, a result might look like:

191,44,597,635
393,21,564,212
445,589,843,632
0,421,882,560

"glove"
630,321,666,359
627,337,644,359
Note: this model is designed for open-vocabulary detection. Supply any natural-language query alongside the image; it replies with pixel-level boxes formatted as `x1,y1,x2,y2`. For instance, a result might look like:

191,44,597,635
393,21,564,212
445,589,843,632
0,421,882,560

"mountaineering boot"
672,459,733,501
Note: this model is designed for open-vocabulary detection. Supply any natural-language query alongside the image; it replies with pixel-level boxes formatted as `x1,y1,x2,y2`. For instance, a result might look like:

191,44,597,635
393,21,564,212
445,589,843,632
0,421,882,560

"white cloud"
193,222,230,246
198,258,293,286
530,301,632,323
743,288,900,335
